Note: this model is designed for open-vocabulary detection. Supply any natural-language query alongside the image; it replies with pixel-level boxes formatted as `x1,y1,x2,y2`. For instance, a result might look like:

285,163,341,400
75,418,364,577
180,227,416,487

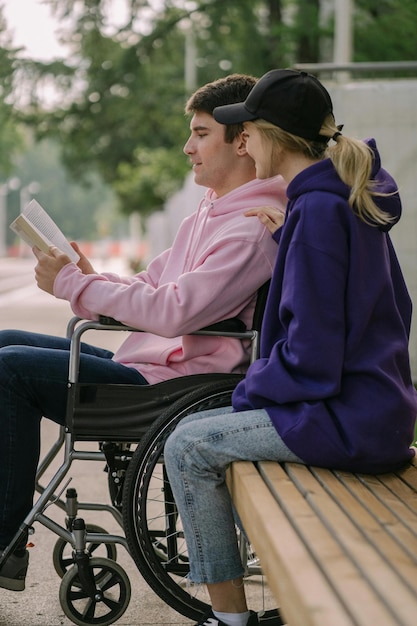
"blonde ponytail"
321,116,394,227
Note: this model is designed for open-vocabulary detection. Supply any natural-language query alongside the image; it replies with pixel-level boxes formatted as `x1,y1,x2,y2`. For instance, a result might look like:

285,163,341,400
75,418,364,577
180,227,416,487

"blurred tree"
24,1,191,216
7,0,417,220
0,10,23,178
19,0,295,218
355,0,417,62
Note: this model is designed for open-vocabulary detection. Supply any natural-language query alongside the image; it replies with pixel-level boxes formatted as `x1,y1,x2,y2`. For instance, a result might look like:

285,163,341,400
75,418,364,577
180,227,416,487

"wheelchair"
0,281,278,625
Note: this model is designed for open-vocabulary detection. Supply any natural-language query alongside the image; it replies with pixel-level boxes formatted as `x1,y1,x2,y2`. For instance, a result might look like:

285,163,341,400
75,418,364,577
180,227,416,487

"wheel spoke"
69,588,89,601
102,596,121,611
82,598,96,620
100,571,120,592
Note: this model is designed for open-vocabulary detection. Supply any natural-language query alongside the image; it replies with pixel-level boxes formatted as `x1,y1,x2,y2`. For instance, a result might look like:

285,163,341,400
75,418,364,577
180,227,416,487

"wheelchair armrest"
97,315,246,333
66,316,83,339
68,315,249,384
99,315,127,326
199,318,247,333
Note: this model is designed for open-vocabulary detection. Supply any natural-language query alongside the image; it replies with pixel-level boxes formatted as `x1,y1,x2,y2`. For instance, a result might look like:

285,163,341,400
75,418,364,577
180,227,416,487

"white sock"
213,609,251,626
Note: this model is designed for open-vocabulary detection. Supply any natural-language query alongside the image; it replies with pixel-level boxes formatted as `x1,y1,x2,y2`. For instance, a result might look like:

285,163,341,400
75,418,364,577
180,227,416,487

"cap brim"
213,102,257,125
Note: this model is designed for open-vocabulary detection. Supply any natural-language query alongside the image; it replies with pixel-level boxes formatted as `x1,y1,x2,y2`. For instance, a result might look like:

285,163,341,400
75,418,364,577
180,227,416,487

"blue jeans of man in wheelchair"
0,329,147,555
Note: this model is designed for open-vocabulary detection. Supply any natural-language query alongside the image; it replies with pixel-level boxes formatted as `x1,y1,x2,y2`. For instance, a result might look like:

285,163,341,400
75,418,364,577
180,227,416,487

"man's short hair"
185,74,257,143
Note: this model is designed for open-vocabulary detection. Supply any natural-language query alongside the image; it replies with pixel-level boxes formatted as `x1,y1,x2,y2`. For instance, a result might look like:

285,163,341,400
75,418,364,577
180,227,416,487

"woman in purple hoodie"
164,69,417,626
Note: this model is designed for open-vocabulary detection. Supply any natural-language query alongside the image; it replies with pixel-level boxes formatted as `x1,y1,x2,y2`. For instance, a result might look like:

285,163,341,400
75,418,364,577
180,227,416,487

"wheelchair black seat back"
0,280,276,626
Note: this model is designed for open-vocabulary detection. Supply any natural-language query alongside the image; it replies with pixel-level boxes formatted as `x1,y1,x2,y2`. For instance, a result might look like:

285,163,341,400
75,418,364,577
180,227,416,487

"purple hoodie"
233,140,417,473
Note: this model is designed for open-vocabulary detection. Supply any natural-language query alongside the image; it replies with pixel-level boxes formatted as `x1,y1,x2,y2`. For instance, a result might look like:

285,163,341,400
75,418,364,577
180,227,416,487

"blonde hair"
251,117,394,227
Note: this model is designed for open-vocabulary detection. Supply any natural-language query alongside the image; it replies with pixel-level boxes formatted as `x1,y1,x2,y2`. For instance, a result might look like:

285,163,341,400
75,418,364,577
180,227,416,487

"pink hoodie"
54,176,286,384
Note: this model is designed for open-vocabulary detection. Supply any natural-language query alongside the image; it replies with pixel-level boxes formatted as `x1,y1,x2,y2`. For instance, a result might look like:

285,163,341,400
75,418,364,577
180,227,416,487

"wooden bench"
228,453,417,626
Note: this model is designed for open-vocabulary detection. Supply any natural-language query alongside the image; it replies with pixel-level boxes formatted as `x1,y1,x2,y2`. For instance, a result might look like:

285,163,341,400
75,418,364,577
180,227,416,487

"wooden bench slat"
229,461,354,626
359,470,417,520
228,456,417,626
334,470,417,562
283,463,417,624
259,462,399,625
389,459,417,493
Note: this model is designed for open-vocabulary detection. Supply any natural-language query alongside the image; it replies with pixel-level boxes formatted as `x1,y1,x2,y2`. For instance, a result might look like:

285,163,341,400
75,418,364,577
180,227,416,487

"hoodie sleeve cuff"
53,262,82,300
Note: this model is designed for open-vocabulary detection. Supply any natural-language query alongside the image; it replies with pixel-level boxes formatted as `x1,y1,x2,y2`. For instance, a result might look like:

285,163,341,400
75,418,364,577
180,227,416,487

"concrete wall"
327,79,417,376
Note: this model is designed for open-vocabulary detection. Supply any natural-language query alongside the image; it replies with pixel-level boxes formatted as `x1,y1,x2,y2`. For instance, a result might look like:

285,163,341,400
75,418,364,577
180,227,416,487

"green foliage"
31,1,192,215
18,0,297,217
115,146,189,216
2,0,417,224
354,0,417,62
291,0,321,63
0,12,23,177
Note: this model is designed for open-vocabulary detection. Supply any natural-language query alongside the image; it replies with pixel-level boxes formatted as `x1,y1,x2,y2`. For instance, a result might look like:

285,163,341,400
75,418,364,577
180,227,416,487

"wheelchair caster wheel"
53,524,117,579
59,557,131,626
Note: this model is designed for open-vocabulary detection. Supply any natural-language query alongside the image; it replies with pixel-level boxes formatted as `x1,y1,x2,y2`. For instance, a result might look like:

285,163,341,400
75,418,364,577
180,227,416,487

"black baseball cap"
213,69,333,141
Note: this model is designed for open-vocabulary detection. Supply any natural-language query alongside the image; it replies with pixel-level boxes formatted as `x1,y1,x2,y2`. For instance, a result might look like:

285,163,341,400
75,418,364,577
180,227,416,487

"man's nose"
183,137,194,155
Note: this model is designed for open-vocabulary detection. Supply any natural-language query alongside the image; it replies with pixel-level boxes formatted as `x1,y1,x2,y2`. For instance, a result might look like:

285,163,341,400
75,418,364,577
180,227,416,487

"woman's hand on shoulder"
245,206,285,234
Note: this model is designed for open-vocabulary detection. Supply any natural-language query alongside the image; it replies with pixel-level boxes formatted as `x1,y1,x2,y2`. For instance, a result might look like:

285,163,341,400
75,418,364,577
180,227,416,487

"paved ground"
0,257,192,626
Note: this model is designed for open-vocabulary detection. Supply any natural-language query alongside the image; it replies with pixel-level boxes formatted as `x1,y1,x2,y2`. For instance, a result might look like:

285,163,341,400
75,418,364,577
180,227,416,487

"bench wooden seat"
228,454,417,626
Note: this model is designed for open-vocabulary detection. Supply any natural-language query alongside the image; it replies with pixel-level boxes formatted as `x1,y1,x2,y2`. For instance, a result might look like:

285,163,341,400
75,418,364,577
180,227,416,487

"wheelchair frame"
0,282,270,626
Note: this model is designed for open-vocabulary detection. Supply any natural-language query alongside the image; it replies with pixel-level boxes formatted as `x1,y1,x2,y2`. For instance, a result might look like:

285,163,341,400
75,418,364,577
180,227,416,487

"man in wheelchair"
0,74,286,592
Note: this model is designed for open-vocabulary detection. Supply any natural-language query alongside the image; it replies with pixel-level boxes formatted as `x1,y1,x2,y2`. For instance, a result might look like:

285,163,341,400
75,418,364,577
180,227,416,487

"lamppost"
0,177,21,257
334,0,353,82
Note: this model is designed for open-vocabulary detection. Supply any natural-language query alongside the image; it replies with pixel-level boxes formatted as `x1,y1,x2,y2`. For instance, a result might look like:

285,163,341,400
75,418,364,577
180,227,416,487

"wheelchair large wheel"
123,379,277,621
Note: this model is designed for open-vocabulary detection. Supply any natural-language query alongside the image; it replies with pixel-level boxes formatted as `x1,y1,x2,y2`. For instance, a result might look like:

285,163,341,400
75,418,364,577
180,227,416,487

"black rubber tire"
122,379,238,620
59,556,131,626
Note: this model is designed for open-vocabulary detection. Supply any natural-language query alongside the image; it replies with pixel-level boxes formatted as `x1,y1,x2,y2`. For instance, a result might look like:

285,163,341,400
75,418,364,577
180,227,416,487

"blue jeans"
164,405,303,584
0,329,147,550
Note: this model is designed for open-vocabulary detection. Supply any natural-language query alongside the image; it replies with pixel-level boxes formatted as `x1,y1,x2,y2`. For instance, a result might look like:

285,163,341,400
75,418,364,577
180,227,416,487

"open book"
10,199,80,263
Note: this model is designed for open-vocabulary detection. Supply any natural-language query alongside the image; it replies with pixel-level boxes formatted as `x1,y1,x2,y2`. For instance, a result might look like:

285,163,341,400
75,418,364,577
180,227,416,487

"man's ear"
235,131,248,156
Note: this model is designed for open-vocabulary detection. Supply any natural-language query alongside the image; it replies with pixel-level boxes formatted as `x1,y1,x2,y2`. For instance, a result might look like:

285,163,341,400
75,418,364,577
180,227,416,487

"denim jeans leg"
164,406,303,584
0,329,147,550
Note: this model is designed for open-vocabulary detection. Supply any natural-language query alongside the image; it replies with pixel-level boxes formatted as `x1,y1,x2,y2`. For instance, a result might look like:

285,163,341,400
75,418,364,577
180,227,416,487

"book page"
10,199,80,262
10,215,53,255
